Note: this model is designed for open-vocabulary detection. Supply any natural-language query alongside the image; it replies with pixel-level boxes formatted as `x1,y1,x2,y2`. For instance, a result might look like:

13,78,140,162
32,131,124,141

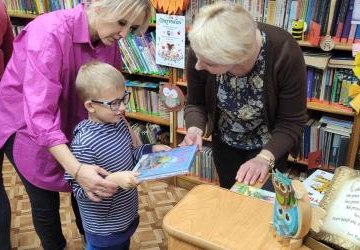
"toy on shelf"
159,82,184,112
291,20,306,41
272,170,326,249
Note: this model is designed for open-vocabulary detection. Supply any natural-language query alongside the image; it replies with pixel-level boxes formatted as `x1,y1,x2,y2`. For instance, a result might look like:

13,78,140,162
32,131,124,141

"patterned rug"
3,157,189,249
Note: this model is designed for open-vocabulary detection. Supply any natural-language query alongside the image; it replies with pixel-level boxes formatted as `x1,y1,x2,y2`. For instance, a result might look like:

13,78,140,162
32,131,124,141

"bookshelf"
126,112,170,126
169,0,360,190
8,12,37,19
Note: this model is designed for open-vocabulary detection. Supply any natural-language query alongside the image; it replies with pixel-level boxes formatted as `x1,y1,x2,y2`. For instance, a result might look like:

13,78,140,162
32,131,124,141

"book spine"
340,0,354,43
347,23,357,43
354,24,360,42
333,0,350,42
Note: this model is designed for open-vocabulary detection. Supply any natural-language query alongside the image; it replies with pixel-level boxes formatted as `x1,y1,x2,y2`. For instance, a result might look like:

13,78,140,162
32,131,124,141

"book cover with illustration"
230,182,275,203
302,169,334,206
134,145,197,181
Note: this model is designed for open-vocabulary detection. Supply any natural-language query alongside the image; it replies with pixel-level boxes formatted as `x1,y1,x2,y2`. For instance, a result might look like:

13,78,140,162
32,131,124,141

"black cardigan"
184,23,308,160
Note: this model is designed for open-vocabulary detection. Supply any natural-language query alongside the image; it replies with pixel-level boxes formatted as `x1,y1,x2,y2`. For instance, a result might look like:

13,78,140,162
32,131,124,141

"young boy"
65,61,170,250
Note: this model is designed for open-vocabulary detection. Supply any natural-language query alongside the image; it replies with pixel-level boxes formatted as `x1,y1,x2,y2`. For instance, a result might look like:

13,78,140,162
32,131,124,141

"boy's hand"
152,144,172,152
105,171,140,190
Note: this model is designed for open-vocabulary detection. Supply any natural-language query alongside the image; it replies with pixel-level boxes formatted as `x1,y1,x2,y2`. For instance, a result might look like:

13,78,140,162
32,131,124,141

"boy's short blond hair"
87,0,151,35
76,61,125,101
188,2,257,65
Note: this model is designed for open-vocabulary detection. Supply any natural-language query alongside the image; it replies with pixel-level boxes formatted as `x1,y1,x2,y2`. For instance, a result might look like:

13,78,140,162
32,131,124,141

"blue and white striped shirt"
65,119,152,236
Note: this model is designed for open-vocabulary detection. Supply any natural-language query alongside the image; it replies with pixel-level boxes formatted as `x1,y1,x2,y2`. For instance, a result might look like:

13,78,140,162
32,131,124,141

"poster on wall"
156,13,185,69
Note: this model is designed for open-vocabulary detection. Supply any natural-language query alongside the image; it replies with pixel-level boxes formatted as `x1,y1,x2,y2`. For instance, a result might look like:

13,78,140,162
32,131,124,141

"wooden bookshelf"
8,12,37,19
297,40,352,51
288,155,308,166
176,81,188,87
307,102,355,117
121,70,169,80
125,112,170,126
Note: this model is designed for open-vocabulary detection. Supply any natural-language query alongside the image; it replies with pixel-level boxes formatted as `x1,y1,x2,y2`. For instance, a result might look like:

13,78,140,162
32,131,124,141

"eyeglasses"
91,91,131,111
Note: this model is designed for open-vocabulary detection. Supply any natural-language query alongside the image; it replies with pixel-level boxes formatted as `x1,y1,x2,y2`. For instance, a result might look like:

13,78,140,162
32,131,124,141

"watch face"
320,35,335,51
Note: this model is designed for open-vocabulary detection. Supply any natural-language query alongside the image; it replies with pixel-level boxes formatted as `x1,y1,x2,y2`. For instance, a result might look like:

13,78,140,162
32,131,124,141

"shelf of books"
307,102,355,117
8,12,37,19
297,40,352,51
126,112,170,127
121,70,169,81
170,0,360,190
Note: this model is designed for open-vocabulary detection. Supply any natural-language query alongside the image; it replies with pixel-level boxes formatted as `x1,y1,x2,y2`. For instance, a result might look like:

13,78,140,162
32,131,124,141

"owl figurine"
159,83,184,112
272,170,326,249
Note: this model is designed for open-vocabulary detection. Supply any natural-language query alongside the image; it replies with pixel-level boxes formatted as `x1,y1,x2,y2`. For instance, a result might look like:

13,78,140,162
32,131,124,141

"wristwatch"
256,153,275,171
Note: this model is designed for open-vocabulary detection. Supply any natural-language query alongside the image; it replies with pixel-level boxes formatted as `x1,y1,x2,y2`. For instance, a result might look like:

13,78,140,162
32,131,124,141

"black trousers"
212,134,288,189
0,134,84,250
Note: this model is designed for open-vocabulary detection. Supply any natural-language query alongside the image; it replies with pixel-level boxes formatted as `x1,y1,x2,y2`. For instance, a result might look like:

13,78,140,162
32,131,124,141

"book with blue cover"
134,145,197,181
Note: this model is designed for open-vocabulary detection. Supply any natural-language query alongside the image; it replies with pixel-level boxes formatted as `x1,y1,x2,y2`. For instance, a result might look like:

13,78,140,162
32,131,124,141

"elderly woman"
180,2,307,189
0,1,151,249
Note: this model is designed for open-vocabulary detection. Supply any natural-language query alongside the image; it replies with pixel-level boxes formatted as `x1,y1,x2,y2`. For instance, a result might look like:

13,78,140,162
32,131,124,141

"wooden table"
163,184,311,250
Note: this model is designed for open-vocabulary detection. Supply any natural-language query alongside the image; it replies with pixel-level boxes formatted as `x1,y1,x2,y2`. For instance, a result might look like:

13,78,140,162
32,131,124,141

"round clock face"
320,35,335,51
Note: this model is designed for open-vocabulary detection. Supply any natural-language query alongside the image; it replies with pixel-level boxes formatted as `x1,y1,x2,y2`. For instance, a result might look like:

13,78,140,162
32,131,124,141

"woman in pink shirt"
0,1,151,249
0,2,14,250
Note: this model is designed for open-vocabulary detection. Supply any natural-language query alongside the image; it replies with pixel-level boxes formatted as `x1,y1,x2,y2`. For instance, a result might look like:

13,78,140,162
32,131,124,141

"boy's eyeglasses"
91,91,131,111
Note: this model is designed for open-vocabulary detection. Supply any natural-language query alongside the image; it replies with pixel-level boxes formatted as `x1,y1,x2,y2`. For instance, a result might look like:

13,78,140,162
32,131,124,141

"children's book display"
133,145,197,181
311,166,360,250
230,182,275,203
302,169,334,206
272,170,326,249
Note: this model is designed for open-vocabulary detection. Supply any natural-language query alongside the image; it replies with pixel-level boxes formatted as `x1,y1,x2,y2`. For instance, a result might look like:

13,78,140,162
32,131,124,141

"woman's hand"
152,144,172,152
235,156,270,186
178,126,203,150
105,171,140,190
75,164,119,202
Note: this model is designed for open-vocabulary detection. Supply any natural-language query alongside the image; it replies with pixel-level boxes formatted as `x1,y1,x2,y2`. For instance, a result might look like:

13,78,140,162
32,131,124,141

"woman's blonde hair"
87,0,151,35
188,2,257,65
76,61,125,101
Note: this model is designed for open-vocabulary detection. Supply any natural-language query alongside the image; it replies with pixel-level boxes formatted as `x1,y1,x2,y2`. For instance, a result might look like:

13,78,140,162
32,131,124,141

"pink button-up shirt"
0,4,121,192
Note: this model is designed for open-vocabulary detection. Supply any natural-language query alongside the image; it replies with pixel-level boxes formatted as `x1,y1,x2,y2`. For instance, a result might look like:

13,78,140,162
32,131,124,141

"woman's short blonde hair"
87,0,151,35
188,2,257,65
76,61,125,102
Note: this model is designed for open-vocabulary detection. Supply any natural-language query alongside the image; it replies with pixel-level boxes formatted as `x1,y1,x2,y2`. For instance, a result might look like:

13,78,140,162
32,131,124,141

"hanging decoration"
159,82,185,112
151,0,190,15
350,53,360,114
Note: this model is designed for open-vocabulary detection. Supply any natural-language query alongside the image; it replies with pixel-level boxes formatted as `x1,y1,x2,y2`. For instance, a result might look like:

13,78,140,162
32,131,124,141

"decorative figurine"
159,82,184,112
291,20,306,41
272,170,326,249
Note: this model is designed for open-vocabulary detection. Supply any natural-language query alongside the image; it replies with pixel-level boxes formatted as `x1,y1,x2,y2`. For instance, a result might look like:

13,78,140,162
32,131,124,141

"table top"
163,184,311,250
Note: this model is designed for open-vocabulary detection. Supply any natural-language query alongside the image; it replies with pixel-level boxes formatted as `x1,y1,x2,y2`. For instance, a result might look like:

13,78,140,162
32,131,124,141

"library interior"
1,0,360,249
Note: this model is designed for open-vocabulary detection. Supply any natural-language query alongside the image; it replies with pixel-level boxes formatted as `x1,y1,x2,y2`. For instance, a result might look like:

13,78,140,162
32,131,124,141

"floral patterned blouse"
216,32,271,150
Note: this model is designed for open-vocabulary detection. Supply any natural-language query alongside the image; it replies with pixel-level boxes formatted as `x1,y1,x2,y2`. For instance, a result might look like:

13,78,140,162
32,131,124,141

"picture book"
134,145,197,181
311,167,360,249
230,182,275,203
302,169,334,206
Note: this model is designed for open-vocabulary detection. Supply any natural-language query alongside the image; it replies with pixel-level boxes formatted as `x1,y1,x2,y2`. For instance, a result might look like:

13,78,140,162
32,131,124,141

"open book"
302,169,334,206
230,182,275,203
134,145,197,181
